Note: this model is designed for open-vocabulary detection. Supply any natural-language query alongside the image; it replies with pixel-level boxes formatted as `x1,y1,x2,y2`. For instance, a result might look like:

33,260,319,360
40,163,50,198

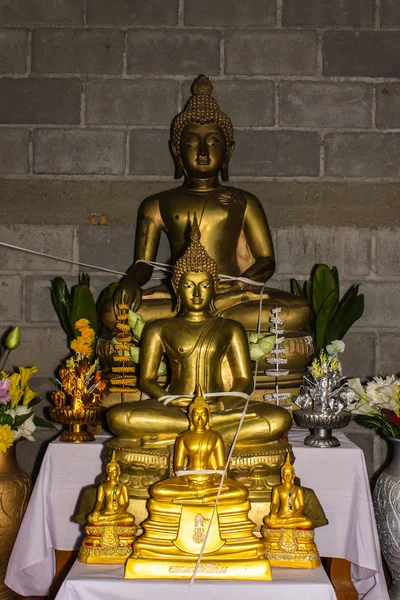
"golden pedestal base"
78,523,137,564
126,499,271,580
125,557,272,580
107,438,291,503
262,527,320,568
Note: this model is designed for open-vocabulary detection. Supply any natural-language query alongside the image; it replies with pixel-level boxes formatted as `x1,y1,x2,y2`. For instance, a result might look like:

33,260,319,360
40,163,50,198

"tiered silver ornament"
263,307,292,410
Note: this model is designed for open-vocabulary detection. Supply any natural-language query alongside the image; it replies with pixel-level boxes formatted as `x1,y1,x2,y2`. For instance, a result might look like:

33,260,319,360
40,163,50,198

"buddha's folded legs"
108,399,291,449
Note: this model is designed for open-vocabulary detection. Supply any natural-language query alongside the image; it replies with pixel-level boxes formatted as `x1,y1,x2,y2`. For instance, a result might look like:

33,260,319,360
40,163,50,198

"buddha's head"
171,75,235,181
172,215,219,313
106,451,121,481
281,452,295,485
188,386,210,431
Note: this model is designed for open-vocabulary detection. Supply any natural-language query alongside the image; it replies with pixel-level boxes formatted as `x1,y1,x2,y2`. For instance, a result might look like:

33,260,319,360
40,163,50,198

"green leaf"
69,276,98,338
326,286,364,343
312,264,339,317
0,413,13,426
303,280,312,303
290,278,304,297
51,278,74,343
26,395,41,407
331,266,340,295
315,289,339,354
33,416,56,429
15,412,33,427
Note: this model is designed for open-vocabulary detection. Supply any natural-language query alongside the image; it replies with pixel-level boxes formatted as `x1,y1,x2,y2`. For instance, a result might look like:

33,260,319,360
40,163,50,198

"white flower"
12,405,36,442
326,340,345,355
347,378,369,402
365,375,400,410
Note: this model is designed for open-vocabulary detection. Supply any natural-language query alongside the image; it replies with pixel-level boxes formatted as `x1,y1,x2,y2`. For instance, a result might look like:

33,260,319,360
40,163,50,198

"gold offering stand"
50,356,104,443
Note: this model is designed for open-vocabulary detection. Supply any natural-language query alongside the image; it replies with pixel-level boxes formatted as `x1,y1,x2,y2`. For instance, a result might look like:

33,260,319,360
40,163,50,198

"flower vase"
0,445,31,600
373,438,400,600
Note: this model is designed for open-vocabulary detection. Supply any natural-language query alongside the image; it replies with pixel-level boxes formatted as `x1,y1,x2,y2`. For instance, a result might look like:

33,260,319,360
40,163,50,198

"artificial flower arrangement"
294,340,354,414
347,375,400,439
0,327,53,454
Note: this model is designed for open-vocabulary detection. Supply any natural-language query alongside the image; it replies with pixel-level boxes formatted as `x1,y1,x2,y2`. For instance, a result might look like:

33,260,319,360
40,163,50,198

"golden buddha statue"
78,452,137,564
125,393,271,580
100,74,312,393
261,453,321,568
107,220,292,503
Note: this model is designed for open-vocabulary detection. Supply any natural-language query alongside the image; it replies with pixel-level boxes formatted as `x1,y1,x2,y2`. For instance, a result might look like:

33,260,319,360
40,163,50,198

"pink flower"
0,378,11,404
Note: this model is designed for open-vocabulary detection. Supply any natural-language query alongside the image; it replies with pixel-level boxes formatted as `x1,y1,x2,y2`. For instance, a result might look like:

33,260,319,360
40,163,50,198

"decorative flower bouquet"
347,375,400,439
0,327,54,453
294,341,354,414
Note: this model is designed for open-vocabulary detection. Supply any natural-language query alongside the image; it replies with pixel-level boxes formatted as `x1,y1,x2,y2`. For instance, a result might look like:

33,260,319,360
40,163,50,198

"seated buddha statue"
261,452,321,568
100,74,312,387
107,219,292,453
78,452,137,564
87,451,135,526
125,393,271,580
151,389,248,505
264,452,312,530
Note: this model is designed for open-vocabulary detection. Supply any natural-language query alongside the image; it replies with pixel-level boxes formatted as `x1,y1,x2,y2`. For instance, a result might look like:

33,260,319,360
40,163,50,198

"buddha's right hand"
113,280,142,316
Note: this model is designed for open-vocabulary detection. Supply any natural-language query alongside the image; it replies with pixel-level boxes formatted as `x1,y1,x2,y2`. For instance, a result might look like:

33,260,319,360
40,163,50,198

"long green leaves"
291,264,364,355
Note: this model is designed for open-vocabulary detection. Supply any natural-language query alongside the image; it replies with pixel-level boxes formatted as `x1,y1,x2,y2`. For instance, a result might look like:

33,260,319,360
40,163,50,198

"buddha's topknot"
171,75,234,151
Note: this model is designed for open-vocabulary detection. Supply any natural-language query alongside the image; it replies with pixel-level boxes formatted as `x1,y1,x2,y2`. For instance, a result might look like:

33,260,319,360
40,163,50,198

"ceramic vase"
373,438,400,600
0,445,31,600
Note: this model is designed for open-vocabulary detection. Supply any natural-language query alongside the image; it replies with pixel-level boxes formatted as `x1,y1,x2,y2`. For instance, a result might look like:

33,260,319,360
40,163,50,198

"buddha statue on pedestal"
78,452,137,564
125,393,271,580
261,453,322,568
107,220,292,502
100,74,312,395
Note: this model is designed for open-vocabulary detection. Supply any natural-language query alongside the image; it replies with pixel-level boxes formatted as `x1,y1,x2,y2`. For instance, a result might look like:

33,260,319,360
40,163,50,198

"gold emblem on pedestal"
261,453,322,568
78,452,137,564
124,391,271,580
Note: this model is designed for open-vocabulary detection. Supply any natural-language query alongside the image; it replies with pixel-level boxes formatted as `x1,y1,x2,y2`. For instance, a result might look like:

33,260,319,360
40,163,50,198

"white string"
185,280,268,598
1,238,273,593
0,242,267,287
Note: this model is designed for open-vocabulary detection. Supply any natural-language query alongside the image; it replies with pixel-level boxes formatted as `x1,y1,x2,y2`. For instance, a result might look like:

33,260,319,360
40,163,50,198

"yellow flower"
80,327,95,342
22,384,38,406
5,326,20,350
18,366,39,391
0,424,14,453
75,318,90,329
70,337,92,357
8,373,23,408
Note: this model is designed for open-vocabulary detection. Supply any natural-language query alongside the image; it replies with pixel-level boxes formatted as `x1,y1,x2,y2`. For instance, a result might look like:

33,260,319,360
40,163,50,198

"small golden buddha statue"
125,393,271,580
100,74,312,391
78,452,137,564
261,453,321,568
107,220,292,501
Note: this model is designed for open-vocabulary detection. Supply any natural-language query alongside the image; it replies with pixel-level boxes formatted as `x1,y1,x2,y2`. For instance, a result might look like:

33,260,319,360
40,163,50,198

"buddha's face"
282,468,294,485
179,123,228,179
107,465,119,481
178,272,214,312
191,407,209,430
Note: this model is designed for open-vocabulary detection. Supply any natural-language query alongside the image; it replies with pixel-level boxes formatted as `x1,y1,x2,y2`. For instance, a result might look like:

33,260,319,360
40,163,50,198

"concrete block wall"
1,0,400,478
0,0,400,179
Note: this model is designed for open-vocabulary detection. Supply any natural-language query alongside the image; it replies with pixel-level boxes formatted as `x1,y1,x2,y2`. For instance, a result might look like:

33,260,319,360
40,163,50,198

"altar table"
5,428,389,600
55,560,337,600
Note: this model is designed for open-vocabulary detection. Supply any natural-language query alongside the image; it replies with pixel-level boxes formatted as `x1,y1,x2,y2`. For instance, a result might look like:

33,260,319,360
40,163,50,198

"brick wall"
0,0,400,179
1,0,399,476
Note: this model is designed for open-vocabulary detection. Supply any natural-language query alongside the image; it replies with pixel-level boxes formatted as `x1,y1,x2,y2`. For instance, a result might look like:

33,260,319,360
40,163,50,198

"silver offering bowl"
293,409,351,448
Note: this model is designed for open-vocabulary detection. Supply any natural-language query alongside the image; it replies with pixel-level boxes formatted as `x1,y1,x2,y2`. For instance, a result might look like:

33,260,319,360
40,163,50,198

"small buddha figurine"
125,394,271,580
100,74,311,382
108,218,291,451
78,452,137,564
261,453,321,568
150,388,248,505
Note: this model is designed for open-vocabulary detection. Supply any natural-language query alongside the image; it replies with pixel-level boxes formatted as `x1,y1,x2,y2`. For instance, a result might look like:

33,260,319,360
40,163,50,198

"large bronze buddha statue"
107,220,291,505
101,75,312,391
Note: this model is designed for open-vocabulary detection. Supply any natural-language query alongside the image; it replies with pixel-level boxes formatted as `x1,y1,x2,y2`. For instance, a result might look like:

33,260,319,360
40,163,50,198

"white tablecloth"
56,561,337,600
6,428,389,599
